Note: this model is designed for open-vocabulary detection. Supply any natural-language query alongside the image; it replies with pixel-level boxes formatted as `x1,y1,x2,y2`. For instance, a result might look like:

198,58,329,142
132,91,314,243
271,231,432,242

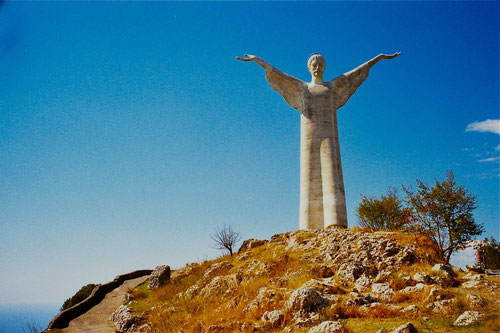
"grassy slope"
128,229,500,333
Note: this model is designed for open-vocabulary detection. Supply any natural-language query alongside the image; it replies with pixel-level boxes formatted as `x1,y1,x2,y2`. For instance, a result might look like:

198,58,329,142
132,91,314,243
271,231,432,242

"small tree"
357,188,407,230
403,171,483,264
211,225,241,256
481,238,500,270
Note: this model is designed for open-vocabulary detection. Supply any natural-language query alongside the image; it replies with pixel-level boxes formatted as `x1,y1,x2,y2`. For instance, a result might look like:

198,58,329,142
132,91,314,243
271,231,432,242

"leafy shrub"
357,188,406,230
60,283,99,311
482,238,500,269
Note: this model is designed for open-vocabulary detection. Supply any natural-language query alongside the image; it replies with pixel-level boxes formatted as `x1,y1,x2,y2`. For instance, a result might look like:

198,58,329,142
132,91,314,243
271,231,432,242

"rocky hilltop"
114,228,499,333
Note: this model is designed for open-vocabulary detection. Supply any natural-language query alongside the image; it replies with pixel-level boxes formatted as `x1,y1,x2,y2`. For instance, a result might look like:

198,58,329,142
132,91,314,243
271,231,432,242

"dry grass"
126,230,500,333
142,241,321,332
320,301,362,319
388,232,442,263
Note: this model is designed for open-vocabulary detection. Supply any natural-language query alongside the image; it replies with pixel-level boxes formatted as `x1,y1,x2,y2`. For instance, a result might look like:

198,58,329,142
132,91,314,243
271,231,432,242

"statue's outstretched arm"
330,52,401,109
237,54,305,111
355,52,401,72
236,54,273,70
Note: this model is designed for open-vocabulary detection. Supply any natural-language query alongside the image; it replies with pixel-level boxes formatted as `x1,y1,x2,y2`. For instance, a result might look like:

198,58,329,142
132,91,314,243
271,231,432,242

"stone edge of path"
45,269,153,331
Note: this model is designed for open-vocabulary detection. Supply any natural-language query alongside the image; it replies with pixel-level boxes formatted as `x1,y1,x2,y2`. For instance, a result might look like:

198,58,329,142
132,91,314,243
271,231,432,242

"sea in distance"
0,304,59,333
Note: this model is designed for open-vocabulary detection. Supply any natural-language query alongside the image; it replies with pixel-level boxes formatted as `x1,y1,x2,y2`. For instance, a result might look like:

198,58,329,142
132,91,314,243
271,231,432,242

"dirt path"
62,276,148,333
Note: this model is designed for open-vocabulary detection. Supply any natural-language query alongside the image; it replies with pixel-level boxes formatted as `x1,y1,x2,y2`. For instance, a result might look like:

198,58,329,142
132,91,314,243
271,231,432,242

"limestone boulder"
337,262,368,283
466,294,484,307
111,305,144,332
201,261,233,283
413,272,433,284
346,293,378,306
392,323,418,333
424,287,442,303
292,311,321,329
462,280,481,288
431,264,457,278
371,283,394,301
244,287,287,313
261,310,284,328
238,238,267,253
400,283,426,294
354,275,372,292
308,320,347,333
463,273,483,281
285,286,330,312
148,265,170,289
427,299,455,313
453,311,483,326
199,273,242,297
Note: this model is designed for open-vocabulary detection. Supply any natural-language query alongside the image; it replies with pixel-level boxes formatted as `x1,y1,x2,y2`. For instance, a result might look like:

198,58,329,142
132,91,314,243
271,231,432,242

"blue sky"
0,1,498,306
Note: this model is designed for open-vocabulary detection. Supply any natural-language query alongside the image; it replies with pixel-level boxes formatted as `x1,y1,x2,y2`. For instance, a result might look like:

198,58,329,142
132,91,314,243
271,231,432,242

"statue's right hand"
236,54,258,62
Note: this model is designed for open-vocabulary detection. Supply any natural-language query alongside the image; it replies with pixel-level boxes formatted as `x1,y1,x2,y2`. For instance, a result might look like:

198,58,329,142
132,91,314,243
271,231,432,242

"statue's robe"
265,64,370,229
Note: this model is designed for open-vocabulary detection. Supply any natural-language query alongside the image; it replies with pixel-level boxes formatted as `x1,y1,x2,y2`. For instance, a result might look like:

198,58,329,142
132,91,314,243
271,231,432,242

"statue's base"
300,225,347,230
325,225,347,230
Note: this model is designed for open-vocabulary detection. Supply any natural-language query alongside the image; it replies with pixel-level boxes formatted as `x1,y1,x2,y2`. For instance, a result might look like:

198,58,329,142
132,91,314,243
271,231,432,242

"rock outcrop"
148,265,170,289
453,310,483,326
119,229,498,332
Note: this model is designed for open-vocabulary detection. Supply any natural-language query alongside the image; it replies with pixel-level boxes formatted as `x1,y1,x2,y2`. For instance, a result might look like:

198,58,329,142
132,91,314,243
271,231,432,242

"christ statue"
237,52,401,230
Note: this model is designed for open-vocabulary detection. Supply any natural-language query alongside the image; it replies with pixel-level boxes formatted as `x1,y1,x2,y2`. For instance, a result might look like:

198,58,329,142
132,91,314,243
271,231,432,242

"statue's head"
307,53,325,79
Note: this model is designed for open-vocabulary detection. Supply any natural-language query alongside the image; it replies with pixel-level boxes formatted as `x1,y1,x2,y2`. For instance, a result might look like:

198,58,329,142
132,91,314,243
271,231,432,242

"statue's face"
308,59,324,78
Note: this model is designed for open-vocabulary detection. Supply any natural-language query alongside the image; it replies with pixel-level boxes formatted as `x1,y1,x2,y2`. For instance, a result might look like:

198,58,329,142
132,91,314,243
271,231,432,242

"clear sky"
0,1,498,306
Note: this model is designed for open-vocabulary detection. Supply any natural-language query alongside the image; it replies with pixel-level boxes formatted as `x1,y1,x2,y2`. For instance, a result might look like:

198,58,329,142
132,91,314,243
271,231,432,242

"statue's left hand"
236,54,259,62
382,52,402,59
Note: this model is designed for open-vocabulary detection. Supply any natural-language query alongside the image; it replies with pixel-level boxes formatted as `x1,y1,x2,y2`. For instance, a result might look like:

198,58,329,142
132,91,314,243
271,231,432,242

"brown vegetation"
124,229,500,333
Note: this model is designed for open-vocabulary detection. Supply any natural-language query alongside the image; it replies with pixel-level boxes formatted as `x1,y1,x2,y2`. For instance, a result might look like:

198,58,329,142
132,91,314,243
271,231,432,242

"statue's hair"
307,53,325,72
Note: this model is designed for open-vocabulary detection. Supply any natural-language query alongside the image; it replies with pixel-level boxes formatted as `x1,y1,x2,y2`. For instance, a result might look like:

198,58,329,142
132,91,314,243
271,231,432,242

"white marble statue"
237,52,401,230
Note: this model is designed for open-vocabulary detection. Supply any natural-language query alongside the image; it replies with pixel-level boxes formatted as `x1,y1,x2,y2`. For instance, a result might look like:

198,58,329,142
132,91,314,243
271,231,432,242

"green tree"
403,171,483,264
357,188,406,230
60,283,99,311
481,238,500,270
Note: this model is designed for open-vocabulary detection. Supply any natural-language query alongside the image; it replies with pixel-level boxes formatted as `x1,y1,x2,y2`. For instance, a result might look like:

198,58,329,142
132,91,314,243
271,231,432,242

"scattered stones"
463,273,484,281
199,273,241,297
462,280,481,288
400,283,426,294
308,320,347,332
427,299,455,313
371,283,395,301
431,264,457,278
201,261,233,283
346,293,378,306
285,287,330,312
337,262,368,283
453,311,483,326
110,305,143,332
244,287,286,313
303,279,346,295
413,272,433,284
424,286,442,303
402,305,419,315
238,238,267,254
183,284,200,298
292,311,321,329
354,274,372,292
466,294,484,308
392,322,418,333
148,265,170,289
170,263,200,281
261,310,284,329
